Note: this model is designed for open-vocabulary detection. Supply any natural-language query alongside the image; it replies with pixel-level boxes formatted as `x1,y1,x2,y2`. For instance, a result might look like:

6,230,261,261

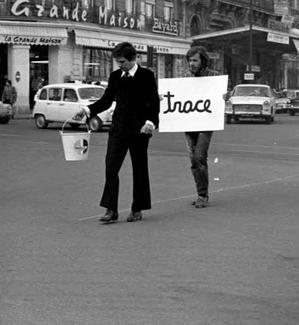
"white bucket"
60,120,91,161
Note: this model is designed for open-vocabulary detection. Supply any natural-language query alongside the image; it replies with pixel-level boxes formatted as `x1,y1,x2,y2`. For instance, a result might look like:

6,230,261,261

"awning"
189,25,299,44
0,23,68,46
75,28,190,55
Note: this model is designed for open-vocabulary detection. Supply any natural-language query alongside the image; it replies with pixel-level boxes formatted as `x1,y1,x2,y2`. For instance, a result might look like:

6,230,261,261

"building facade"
185,0,299,90
0,0,191,113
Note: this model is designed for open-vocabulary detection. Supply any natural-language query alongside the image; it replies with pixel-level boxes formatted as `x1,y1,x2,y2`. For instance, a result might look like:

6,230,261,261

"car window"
234,86,269,97
78,87,104,100
63,89,78,102
39,89,47,100
49,88,62,101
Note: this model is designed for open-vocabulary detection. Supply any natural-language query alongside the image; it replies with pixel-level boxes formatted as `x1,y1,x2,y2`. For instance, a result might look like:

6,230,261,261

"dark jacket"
88,66,160,135
2,85,17,104
194,66,218,77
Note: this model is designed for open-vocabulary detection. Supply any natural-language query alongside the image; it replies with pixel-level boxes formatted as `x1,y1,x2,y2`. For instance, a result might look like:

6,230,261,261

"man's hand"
140,123,154,135
72,109,87,121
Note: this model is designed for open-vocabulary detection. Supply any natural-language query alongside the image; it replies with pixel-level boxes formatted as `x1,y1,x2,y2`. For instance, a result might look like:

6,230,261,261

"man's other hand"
140,123,154,135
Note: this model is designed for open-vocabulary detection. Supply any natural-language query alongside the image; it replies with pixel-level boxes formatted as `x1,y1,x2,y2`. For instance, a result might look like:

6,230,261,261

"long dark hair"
186,46,210,69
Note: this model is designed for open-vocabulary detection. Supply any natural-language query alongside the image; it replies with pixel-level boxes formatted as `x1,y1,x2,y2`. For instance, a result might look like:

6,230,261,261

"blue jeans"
185,131,213,199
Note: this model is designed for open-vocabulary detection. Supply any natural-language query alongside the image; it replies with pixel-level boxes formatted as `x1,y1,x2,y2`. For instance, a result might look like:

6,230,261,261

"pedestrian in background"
185,46,217,208
73,42,160,224
1,79,17,118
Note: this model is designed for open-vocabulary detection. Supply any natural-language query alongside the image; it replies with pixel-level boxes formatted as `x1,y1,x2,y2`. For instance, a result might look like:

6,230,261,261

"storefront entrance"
0,44,8,97
30,45,48,109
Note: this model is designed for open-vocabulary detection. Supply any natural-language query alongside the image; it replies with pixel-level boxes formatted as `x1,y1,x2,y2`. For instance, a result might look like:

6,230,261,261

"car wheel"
289,110,295,116
88,116,103,132
69,123,80,130
0,117,10,124
35,114,48,129
234,116,239,123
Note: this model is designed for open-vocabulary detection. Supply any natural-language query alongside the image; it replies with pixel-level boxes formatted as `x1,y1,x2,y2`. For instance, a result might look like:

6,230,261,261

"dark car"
289,96,299,116
0,101,12,124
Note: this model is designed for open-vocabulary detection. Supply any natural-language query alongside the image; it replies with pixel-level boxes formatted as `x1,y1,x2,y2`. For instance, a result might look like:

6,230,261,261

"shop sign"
98,6,142,30
152,18,178,36
11,0,88,22
153,46,188,55
268,19,289,33
207,52,220,60
267,32,289,45
281,15,294,28
154,46,170,54
1,35,64,45
94,39,147,52
244,73,254,81
246,65,260,72
274,0,289,16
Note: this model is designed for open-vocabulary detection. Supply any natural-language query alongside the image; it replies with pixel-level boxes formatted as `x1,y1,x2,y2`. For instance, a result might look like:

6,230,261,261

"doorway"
30,45,48,109
0,44,8,97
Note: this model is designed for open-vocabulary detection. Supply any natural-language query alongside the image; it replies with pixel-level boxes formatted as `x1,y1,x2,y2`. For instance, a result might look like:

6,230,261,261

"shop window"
83,48,113,83
105,0,115,10
126,0,136,14
290,0,299,9
145,0,155,18
164,1,174,22
165,55,173,78
190,15,201,36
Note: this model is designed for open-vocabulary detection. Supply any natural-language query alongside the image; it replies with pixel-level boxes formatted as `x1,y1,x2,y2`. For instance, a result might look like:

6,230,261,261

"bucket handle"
61,119,90,134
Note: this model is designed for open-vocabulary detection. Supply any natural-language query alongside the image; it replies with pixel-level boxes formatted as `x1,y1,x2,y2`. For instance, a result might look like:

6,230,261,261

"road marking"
78,173,299,221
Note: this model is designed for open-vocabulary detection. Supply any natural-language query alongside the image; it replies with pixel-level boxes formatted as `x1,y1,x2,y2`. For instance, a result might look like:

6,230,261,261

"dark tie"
124,71,130,78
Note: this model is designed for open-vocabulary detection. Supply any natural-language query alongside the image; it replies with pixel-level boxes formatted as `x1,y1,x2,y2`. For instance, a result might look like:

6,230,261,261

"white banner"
158,76,228,132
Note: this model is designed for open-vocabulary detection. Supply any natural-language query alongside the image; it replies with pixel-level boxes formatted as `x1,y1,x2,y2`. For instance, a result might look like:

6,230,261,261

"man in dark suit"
74,42,160,224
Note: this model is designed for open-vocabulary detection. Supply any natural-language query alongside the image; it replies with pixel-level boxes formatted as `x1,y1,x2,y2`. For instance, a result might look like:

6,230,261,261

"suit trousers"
100,133,151,212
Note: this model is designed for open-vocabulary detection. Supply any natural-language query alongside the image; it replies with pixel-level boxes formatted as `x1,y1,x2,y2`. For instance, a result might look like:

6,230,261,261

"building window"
145,0,155,18
105,0,115,10
83,48,113,83
126,0,136,14
164,1,174,22
290,0,299,9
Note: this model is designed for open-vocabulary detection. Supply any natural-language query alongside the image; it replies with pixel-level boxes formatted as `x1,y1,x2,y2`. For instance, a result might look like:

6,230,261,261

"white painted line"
78,173,299,221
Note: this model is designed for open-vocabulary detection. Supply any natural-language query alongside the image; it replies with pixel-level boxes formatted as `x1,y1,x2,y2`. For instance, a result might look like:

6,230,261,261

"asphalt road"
1,115,299,325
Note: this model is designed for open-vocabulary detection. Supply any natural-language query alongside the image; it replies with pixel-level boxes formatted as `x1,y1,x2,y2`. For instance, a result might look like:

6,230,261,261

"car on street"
32,83,114,131
225,84,277,124
0,101,12,124
273,89,290,113
288,96,299,116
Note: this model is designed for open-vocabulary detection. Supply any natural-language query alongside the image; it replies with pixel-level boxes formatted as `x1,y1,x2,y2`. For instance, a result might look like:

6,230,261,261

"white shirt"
121,63,138,77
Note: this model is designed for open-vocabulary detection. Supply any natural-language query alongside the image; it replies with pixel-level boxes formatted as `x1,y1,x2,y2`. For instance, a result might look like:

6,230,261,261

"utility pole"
249,0,253,73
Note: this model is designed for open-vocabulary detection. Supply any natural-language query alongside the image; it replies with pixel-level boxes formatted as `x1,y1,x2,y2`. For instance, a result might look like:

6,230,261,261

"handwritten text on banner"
158,76,228,132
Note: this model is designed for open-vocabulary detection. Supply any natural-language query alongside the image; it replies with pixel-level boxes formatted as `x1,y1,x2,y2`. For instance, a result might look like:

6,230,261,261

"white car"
32,83,114,131
225,84,277,124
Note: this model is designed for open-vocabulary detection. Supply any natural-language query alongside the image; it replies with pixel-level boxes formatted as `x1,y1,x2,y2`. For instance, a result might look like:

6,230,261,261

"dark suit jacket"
88,66,160,135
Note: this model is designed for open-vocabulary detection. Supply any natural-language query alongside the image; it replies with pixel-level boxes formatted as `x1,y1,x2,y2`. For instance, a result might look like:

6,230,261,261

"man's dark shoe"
127,211,143,222
193,196,208,208
99,209,118,223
